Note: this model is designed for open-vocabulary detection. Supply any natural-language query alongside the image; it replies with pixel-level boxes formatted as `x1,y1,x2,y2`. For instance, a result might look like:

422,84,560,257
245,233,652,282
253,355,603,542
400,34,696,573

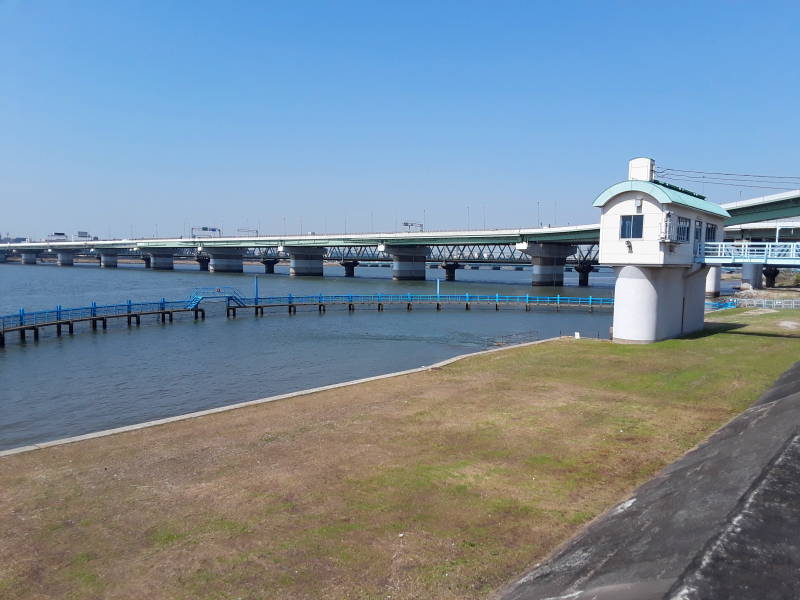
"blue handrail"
0,292,616,331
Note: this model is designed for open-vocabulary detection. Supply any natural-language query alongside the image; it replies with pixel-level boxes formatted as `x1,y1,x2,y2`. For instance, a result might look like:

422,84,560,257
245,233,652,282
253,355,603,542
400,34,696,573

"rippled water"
0,261,616,450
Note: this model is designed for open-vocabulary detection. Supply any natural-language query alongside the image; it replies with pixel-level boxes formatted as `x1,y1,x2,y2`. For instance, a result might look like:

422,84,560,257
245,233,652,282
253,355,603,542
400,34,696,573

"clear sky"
2,1,799,240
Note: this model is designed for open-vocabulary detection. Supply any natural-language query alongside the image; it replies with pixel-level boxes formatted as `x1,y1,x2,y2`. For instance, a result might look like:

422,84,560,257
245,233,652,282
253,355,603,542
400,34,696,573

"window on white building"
620,215,643,239
676,217,691,242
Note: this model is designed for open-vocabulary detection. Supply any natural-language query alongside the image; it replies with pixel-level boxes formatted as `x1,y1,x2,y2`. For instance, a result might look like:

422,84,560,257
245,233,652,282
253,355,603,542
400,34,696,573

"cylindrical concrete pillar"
148,253,174,270
531,256,567,286
764,266,779,288
443,263,460,282
519,243,576,287
261,258,278,274
20,252,38,265
741,263,763,289
0,253,7,263
208,250,244,273
575,263,593,287
340,260,359,277
705,266,721,298
387,246,428,281
288,247,325,276
57,252,75,266
196,256,210,271
100,253,118,268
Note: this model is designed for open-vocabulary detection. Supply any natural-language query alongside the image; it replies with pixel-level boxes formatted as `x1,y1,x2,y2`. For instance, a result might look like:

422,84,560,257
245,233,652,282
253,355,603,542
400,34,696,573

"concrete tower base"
20,252,38,265
57,252,75,266
612,265,708,343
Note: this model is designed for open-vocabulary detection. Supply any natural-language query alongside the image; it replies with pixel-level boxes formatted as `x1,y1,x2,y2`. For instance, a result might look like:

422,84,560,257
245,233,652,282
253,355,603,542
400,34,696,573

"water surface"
1,262,618,450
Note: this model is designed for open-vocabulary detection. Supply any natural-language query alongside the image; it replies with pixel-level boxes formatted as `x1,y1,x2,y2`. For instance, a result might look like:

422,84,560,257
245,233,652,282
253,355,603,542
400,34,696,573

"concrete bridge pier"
442,262,461,282
56,251,75,266
196,256,210,271
386,246,428,281
142,256,152,268
705,266,721,298
519,243,576,287
574,262,594,287
261,258,278,274
0,253,6,263
148,252,174,270
207,249,244,273
99,250,119,268
764,266,780,288
287,247,325,276
340,260,359,277
742,263,764,289
20,251,38,265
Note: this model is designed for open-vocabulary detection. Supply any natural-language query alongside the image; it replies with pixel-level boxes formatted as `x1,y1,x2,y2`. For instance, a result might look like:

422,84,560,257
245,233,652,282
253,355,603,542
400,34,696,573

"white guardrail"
702,242,800,264
735,298,800,310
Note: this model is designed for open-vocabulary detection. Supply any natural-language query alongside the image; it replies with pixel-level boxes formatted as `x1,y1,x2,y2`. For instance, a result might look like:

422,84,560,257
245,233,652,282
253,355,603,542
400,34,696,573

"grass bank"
1,309,798,599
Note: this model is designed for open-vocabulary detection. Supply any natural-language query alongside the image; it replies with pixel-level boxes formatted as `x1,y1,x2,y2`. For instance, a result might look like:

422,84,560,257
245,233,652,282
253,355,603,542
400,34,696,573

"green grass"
2,309,798,600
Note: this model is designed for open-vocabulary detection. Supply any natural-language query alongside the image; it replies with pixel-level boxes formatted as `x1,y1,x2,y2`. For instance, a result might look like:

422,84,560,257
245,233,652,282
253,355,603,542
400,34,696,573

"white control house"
595,158,729,343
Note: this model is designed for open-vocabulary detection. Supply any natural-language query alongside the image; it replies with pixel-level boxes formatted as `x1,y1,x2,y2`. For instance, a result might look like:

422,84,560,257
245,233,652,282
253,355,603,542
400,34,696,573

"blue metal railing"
1,299,188,330
1,293,614,330
232,293,615,307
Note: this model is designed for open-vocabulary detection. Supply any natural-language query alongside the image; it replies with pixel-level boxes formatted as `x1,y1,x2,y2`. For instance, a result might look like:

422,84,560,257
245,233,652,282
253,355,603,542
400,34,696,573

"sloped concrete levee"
500,361,800,600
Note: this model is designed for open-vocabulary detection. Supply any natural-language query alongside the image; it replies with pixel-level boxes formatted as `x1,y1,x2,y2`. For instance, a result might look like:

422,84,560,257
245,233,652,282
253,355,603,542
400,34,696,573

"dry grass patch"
1,310,798,599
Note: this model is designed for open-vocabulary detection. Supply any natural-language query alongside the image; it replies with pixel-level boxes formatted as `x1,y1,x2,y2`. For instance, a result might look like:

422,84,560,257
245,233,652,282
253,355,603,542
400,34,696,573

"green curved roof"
593,180,730,218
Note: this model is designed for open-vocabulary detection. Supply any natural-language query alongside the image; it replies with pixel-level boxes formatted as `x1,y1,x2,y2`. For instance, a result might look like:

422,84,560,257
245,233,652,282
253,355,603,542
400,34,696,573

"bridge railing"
701,242,800,263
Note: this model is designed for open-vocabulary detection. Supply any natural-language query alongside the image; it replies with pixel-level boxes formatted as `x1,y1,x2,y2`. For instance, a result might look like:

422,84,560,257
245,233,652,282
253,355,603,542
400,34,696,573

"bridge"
3,165,800,287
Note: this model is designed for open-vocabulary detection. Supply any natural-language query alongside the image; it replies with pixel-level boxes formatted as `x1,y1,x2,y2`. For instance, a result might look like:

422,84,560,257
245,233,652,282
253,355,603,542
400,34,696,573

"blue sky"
2,1,799,239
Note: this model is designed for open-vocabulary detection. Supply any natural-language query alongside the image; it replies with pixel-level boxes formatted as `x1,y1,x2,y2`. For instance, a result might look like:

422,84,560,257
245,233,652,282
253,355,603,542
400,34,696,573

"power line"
655,171,800,187
658,166,800,180
658,175,796,191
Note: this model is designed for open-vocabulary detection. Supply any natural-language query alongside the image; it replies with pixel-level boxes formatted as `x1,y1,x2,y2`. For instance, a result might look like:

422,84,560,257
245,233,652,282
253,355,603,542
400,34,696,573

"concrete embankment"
501,360,800,600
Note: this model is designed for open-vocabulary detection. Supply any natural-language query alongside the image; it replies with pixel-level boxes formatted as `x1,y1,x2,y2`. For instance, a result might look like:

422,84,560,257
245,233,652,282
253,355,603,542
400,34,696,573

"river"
0,261,619,450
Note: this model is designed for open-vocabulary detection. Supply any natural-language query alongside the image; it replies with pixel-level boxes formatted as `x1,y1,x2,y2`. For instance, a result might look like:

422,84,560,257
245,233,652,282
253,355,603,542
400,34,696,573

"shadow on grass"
723,330,800,339
685,321,800,340
683,322,746,339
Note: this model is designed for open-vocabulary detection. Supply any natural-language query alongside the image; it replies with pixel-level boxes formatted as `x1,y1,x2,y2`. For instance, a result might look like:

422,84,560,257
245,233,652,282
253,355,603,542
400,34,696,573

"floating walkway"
0,288,612,347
